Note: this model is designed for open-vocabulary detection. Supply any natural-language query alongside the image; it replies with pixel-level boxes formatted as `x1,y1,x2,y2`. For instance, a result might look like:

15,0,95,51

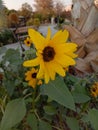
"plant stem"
52,125,63,130
34,110,40,121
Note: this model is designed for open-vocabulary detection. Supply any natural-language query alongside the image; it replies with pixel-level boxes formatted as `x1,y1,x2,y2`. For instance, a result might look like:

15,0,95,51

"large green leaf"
0,98,26,130
38,120,52,130
72,82,90,103
3,48,22,65
2,48,23,73
88,109,98,130
40,77,75,111
27,113,38,130
73,83,87,94
72,93,90,103
66,117,79,130
3,79,16,96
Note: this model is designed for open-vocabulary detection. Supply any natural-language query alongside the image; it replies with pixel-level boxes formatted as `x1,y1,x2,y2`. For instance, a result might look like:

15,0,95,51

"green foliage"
33,18,40,28
41,77,75,111
0,29,16,46
0,45,98,130
0,98,26,130
88,109,98,130
26,18,33,26
33,13,43,23
26,18,40,28
27,113,38,130
66,117,79,130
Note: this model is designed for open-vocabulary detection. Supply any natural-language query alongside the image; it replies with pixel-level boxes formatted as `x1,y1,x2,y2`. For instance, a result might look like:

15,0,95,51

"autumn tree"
54,1,64,16
18,3,33,21
34,0,54,22
8,12,19,28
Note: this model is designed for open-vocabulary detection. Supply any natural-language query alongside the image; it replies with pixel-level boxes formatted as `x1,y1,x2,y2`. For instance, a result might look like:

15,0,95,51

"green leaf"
88,109,98,130
73,83,87,94
3,48,22,65
40,77,75,111
44,106,56,115
66,117,79,130
3,80,16,96
0,98,26,130
38,120,52,130
27,113,38,130
72,93,90,103
82,114,90,123
67,74,79,83
0,46,7,55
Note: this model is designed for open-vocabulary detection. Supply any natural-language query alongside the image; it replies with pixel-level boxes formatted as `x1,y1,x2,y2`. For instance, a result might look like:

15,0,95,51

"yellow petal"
46,27,51,41
52,43,77,58
51,43,66,54
66,52,78,58
25,74,32,81
64,43,78,52
52,30,62,39
23,57,40,67
29,79,36,88
37,60,45,78
28,29,45,50
45,62,55,80
44,67,50,84
52,29,69,43
52,61,65,77
44,28,51,47
55,54,76,67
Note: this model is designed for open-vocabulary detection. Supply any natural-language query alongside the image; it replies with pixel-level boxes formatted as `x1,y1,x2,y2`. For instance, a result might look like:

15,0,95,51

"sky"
3,0,35,10
3,0,65,10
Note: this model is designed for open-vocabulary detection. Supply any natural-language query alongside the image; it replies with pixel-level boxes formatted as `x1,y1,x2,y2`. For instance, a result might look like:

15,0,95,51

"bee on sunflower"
23,28,77,83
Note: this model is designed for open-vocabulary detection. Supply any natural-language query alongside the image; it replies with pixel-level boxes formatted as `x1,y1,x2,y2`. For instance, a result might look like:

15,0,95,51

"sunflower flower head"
90,82,98,98
25,68,42,88
23,28,78,83
24,37,32,47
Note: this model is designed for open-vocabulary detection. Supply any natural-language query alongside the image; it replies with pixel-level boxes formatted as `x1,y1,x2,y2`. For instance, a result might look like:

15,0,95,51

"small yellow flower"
90,82,98,98
23,28,77,83
25,68,42,88
24,37,32,47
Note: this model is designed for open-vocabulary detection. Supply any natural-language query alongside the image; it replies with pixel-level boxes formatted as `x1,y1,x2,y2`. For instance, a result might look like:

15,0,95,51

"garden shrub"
0,29,16,46
33,18,40,28
26,18,33,26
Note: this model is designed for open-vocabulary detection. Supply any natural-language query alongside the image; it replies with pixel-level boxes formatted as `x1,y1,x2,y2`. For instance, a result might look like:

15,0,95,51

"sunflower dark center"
27,41,30,44
92,88,97,92
42,46,55,62
32,72,37,78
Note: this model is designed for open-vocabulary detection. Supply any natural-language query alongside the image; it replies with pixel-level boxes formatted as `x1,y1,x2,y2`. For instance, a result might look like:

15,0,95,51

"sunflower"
25,68,42,88
23,28,77,83
90,82,98,98
24,37,32,47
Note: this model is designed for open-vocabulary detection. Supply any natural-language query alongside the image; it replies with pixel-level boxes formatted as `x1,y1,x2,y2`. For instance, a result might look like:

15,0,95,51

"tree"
54,1,64,16
34,0,54,21
8,12,19,28
18,3,33,21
